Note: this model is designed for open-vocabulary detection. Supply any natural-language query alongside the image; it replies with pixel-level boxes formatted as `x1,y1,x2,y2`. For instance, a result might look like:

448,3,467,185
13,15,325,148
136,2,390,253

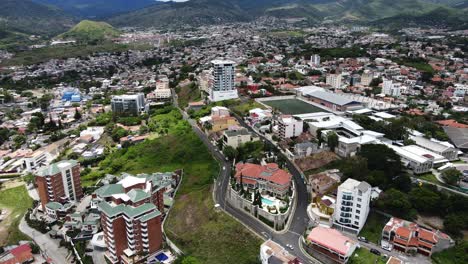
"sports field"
262,99,327,115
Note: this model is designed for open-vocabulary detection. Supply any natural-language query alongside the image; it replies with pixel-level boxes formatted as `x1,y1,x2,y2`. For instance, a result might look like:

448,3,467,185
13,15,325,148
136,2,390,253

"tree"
223,146,238,160
358,144,402,179
203,122,213,131
340,156,369,182
326,132,339,151
74,108,82,120
409,186,442,215
29,242,40,254
13,135,26,148
253,189,262,208
375,188,416,219
442,168,462,186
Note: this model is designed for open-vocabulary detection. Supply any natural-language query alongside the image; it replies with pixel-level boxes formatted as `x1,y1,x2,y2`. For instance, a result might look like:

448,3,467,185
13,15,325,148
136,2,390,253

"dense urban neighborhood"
0,1,468,264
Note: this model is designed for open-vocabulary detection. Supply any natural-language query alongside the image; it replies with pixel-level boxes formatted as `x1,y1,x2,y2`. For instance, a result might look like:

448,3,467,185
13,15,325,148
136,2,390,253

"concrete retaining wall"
227,187,292,231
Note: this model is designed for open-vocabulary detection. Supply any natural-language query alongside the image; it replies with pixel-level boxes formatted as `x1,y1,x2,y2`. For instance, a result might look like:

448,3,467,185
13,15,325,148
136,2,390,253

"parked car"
357,236,368,243
381,244,392,251
370,249,381,256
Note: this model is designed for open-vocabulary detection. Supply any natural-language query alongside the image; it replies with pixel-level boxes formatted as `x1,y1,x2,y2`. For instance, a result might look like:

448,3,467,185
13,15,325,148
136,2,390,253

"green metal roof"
37,160,78,177
127,189,150,203
139,210,161,222
98,202,159,220
95,184,124,198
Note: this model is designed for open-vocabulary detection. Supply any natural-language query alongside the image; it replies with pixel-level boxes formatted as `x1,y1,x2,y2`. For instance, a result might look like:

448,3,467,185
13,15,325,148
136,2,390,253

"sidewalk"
19,216,69,264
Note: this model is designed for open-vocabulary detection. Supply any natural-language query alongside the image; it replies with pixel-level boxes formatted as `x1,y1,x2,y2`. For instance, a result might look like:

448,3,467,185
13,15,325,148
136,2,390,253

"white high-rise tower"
209,60,238,102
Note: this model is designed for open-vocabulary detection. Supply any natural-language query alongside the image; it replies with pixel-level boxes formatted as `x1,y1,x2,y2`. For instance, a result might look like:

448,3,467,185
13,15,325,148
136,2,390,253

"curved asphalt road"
175,97,315,263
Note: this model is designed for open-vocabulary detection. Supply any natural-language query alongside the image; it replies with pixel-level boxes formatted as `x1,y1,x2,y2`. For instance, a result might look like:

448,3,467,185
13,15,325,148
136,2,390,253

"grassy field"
1,42,151,67
359,211,389,244
90,111,262,263
432,240,468,264
418,173,440,184
263,99,326,115
348,248,387,264
0,185,33,246
231,100,266,116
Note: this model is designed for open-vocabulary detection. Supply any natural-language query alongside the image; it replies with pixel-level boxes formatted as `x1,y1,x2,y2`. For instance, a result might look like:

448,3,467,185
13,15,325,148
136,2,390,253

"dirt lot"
295,151,338,172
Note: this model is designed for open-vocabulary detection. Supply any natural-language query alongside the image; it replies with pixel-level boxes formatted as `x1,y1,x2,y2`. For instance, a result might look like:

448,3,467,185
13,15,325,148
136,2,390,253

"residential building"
310,54,321,67
305,226,358,264
293,142,318,158
277,115,303,139
199,107,239,133
412,136,458,161
333,178,371,233
223,128,258,149
326,73,343,89
94,173,176,264
307,170,341,196
382,217,452,256
361,71,373,86
382,79,401,97
111,93,146,116
260,240,301,264
148,75,172,101
35,160,83,214
22,149,51,172
209,60,239,102
0,244,34,264
235,163,292,197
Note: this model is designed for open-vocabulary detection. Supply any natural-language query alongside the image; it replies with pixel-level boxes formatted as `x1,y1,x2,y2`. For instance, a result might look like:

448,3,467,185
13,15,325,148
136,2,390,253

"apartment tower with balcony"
94,173,174,263
208,59,238,102
35,160,83,212
333,178,371,233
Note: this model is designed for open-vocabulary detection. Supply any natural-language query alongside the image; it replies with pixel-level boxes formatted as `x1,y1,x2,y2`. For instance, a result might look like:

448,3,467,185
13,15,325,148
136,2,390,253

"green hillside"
0,0,73,37
58,20,121,43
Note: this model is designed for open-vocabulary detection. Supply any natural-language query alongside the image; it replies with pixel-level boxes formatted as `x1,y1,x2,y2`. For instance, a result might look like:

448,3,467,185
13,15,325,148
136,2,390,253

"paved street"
177,102,317,263
19,217,69,264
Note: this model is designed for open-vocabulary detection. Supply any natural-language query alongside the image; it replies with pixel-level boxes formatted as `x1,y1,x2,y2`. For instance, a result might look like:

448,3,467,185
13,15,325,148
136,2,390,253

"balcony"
342,195,353,201
339,218,351,224
340,207,352,212
340,213,351,218
341,201,353,207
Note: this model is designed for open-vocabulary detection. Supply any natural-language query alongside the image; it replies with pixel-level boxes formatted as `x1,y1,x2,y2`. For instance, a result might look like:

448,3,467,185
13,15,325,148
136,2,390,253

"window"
354,221,359,225
355,215,360,220
357,204,361,208
356,210,360,214
357,198,362,202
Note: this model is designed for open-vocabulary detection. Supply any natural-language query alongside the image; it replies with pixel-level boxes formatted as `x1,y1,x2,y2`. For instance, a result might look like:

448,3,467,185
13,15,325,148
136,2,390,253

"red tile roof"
235,163,292,186
436,119,468,128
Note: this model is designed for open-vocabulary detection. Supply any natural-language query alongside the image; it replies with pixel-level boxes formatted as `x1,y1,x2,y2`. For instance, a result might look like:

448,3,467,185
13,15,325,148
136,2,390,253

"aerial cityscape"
0,0,467,264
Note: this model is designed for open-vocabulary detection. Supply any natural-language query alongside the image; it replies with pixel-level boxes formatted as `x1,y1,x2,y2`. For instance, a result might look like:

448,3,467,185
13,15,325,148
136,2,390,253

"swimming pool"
261,197,275,206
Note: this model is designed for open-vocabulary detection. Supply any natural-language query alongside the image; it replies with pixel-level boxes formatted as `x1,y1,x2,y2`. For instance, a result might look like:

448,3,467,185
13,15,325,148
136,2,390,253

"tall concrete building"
93,173,176,264
111,93,146,116
209,60,238,102
35,160,83,212
361,71,374,86
326,73,342,89
333,178,371,233
310,54,321,67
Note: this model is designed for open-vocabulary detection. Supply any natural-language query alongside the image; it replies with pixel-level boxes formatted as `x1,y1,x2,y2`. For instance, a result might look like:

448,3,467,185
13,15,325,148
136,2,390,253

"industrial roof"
306,91,361,106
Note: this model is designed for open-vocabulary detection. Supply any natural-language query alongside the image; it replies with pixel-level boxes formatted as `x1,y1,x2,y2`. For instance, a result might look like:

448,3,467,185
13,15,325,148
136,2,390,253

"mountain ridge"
107,0,468,29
